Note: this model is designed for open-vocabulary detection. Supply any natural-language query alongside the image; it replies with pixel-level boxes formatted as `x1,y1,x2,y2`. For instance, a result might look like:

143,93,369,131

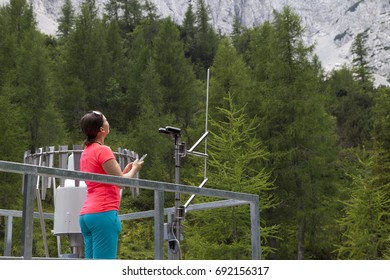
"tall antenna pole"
184,69,210,208
204,68,210,179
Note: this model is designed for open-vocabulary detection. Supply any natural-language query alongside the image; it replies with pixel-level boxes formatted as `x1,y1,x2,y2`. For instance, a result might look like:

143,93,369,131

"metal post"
154,190,164,259
36,187,50,257
250,200,261,260
72,145,83,186
21,173,37,259
159,126,184,260
172,133,181,260
167,213,174,260
58,145,68,187
4,215,13,256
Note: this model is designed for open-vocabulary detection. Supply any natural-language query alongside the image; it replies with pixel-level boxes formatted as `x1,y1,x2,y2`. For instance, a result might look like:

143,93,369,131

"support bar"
21,174,36,259
188,131,209,153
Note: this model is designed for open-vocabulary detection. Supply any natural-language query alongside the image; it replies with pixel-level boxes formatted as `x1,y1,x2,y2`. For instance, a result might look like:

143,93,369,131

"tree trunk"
297,218,305,260
296,175,305,260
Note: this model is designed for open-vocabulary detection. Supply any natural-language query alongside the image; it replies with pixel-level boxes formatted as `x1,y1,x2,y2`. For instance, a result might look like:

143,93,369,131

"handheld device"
139,154,147,161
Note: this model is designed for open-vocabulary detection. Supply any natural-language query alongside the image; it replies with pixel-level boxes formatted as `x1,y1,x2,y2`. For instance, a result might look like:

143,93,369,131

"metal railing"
0,160,261,260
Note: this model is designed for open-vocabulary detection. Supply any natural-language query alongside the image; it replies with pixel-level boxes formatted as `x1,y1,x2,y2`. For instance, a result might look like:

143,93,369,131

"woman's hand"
123,162,133,174
131,159,144,172
123,159,144,174
103,158,145,189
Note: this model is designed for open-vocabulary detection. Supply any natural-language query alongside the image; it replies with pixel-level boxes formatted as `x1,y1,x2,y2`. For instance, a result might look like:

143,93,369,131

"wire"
169,221,182,259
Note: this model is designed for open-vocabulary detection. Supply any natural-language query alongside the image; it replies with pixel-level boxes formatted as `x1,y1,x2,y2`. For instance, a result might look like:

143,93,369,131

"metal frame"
0,160,261,260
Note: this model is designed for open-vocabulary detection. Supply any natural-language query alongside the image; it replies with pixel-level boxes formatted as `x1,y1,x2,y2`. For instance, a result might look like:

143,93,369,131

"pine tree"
247,22,276,83
125,59,174,182
102,19,129,130
0,0,34,83
124,17,159,120
324,32,375,150
271,6,314,84
351,33,373,90
231,16,244,45
0,0,67,150
62,0,109,110
230,16,251,58
153,18,201,128
326,66,374,148
372,87,390,159
104,0,121,20
192,0,218,79
57,0,75,39
180,1,197,60
113,0,143,34
209,37,253,119
0,81,28,208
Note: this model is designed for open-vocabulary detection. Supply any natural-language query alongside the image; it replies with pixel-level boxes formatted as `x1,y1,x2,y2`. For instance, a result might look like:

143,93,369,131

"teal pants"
79,210,122,259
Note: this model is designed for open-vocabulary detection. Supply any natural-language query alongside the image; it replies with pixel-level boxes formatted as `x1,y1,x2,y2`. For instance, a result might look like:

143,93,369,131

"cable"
169,221,182,259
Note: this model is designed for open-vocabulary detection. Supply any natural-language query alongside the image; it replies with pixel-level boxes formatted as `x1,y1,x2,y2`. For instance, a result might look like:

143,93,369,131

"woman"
79,110,143,259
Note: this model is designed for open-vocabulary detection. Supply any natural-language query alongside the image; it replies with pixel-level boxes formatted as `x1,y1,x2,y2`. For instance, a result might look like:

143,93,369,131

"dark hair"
80,111,104,146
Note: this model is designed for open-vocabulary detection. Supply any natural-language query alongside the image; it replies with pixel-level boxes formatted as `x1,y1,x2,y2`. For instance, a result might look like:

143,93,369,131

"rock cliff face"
1,0,389,85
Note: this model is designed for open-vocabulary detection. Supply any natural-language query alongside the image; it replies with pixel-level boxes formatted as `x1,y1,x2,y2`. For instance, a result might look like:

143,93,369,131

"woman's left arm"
102,159,123,177
102,158,143,188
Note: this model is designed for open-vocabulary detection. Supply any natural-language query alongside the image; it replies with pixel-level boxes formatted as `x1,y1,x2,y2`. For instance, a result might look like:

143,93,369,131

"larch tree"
184,94,277,259
256,6,339,259
336,150,390,259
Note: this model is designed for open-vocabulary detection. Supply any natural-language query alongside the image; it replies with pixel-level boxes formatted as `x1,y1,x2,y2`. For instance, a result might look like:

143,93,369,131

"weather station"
159,69,211,260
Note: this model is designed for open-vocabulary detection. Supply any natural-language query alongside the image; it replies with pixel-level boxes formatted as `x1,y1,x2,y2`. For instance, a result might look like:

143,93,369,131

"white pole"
204,68,210,179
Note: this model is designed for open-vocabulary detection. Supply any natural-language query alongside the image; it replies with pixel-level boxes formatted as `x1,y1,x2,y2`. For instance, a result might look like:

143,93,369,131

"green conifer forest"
0,0,389,260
